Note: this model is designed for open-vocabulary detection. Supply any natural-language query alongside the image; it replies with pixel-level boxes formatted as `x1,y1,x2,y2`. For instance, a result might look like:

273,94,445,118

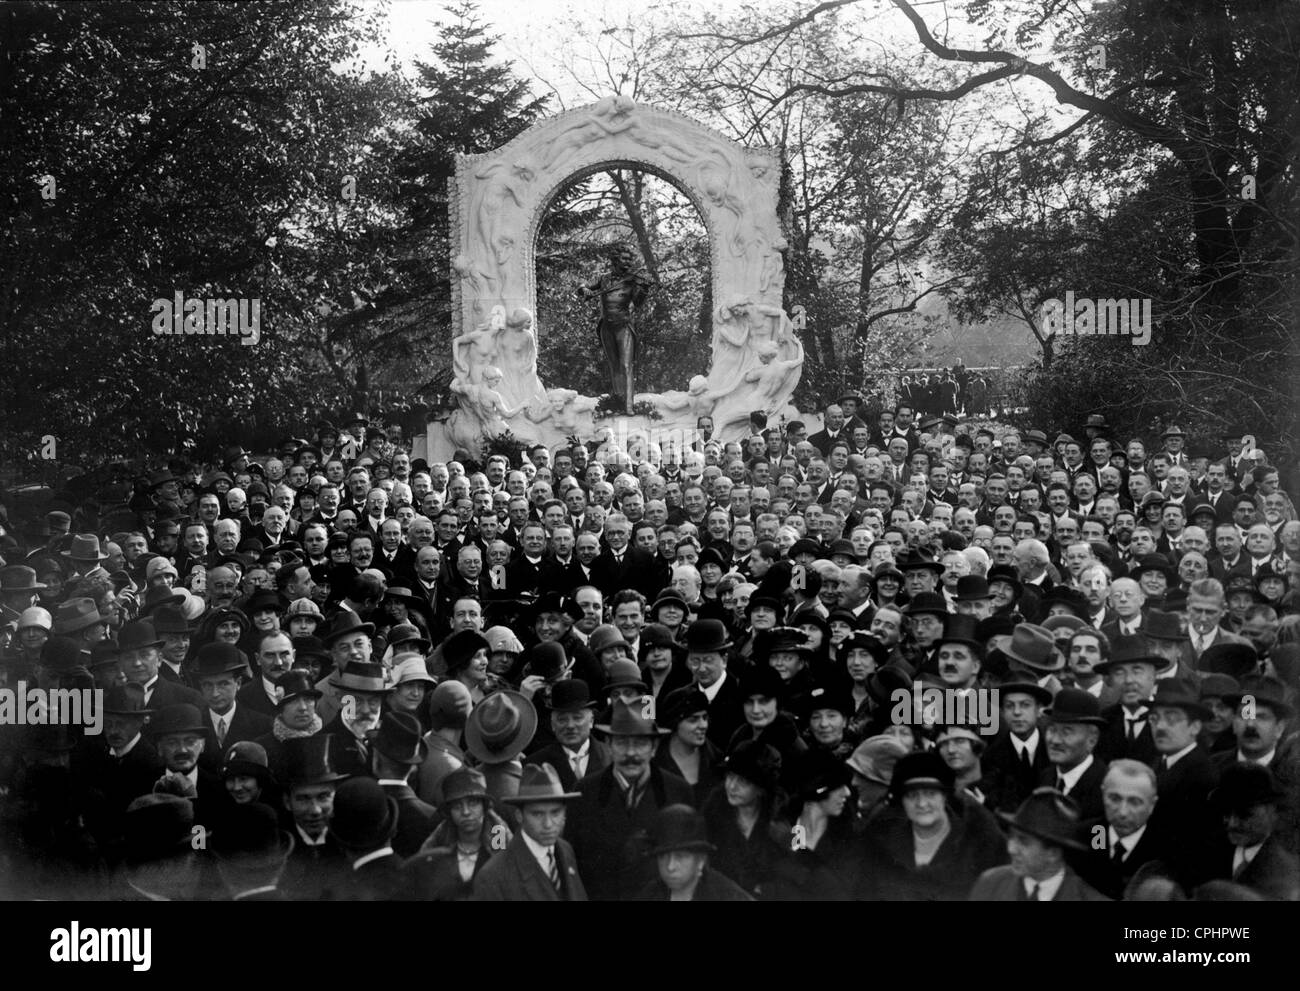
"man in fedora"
62,533,110,579
1002,622,1065,697
324,660,389,776
1161,425,1189,468
118,618,204,710
1093,636,1170,768
328,776,405,900
637,804,752,901
1208,763,1298,900
471,762,587,901
982,678,1053,813
194,642,270,771
1214,674,1291,771
1038,688,1108,821
465,689,538,812
1073,758,1170,900
0,565,46,627
684,618,744,749
969,788,1108,900
568,699,694,901
52,597,110,648
370,711,437,857
148,703,224,825
527,678,610,790
278,735,349,899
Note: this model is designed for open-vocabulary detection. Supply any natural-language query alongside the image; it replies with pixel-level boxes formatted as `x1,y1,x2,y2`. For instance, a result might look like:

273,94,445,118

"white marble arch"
435,95,802,458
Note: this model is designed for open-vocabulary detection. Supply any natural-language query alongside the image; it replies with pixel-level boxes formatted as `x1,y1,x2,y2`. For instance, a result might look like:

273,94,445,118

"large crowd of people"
0,397,1297,901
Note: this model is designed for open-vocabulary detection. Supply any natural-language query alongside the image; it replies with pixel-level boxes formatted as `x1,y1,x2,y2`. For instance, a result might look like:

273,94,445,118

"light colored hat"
285,597,324,620
17,606,52,631
146,557,179,580
484,625,524,654
389,656,436,689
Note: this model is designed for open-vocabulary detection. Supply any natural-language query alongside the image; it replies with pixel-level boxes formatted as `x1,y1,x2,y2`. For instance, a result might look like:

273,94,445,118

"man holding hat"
471,763,587,901
636,804,752,901
148,703,224,824
1038,688,1108,820
370,711,437,857
568,699,694,901
970,787,1108,900
1208,763,1299,900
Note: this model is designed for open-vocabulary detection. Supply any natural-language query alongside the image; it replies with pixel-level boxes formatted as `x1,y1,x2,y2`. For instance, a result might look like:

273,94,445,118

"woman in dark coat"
652,686,722,808
860,751,1008,901
702,741,788,898
403,767,512,901
764,749,864,901
636,805,753,901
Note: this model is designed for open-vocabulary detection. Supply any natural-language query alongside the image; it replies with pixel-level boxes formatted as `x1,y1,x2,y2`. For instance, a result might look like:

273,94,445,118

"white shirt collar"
1233,842,1263,875
1025,869,1067,901
211,703,236,732
699,669,727,702
111,733,142,758
1056,753,1094,791
377,778,408,787
295,824,328,847
1238,748,1275,767
1012,728,1039,760
520,828,555,875
1108,823,1147,858
1163,741,1198,768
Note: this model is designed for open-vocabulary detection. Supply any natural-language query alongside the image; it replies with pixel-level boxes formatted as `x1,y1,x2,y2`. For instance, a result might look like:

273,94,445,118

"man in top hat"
369,711,436,858
1213,674,1292,772
1038,688,1108,821
527,679,610,791
970,788,1108,900
465,689,539,811
277,735,349,899
1093,636,1171,768
195,642,270,772
148,703,224,825
1208,764,1299,900
324,660,389,776
684,618,744,749
118,618,204,710
567,699,695,901
471,763,587,901
328,776,405,900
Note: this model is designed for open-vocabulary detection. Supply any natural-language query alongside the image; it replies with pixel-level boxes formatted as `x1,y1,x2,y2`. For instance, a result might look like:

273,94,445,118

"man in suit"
236,629,298,718
1093,637,1166,768
1185,578,1252,669
1208,763,1300,900
1213,674,1291,771
116,618,204,711
684,619,745,749
279,735,349,901
506,521,549,598
371,712,438,858
73,683,164,847
528,679,611,790
592,513,659,600
981,680,1053,812
328,776,406,900
970,788,1109,900
471,763,588,901
1039,688,1108,821
147,703,225,826
808,404,849,457
194,642,272,772
567,700,695,901
1074,759,1170,899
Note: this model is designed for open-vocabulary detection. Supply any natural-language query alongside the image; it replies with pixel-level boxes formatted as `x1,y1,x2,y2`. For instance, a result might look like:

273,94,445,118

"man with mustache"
1213,674,1291,772
1038,688,1108,821
323,661,388,777
1208,763,1299,900
148,703,224,825
1093,638,1168,768
567,699,693,901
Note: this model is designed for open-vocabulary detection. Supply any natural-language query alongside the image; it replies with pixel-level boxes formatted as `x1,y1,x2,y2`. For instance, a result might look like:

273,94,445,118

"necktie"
547,848,562,893
1157,756,1169,776
1127,718,1138,741
1193,633,1204,655
216,717,227,746
1019,746,1032,773
1026,882,1040,901
1111,841,1126,866
1056,774,1068,793
570,751,584,779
